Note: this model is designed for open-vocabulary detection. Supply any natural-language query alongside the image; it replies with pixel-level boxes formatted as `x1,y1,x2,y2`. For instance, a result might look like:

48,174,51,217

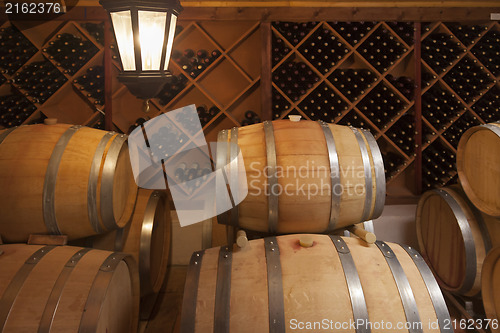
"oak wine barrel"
482,246,500,333
217,119,385,234
91,189,171,296
457,122,500,217
0,244,139,333
416,186,500,296
180,234,451,333
0,124,138,242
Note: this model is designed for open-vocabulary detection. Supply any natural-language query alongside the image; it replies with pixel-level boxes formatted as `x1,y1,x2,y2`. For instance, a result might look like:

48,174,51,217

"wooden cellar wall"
1,14,499,202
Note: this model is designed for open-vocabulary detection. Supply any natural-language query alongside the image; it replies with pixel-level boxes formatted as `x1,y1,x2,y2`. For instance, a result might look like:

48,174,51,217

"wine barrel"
180,234,451,333
0,123,138,242
416,186,500,296
217,119,385,234
457,122,500,217
0,244,139,333
92,189,171,296
482,246,500,333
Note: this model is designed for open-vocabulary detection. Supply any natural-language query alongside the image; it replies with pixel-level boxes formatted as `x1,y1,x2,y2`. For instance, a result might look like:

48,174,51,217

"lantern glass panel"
164,13,177,70
110,10,135,71
138,10,167,71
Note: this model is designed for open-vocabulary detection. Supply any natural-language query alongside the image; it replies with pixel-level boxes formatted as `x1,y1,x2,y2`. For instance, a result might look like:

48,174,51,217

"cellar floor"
140,265,187,333
141,266,470,333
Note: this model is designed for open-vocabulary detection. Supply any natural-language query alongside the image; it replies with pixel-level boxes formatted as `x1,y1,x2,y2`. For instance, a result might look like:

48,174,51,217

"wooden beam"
261,22,272,121
1,5,498,22
179,6,500,21
104,18,113,131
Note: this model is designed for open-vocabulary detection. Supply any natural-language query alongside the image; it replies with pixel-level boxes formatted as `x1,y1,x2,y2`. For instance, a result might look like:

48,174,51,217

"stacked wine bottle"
329,21,376,45
43,32,98,75
385,114,414,155
447,23,488,47
172,48,221,79
272,34,291,67
80,23,104,45
241,110,261,126
73,66,104,106
0,26,38,75
272,88,291,119
148,124,189,161
422,33,466,73
358,27,407,72
422,140,456,189
298,26,350,74
357,82,408,128
173,162,212,194
472,86,500,122
12,60,67,104
386,22,414,46
298,82,348,122
422,85,465,132
273,22,316,46
273,60,319,102
0,92,37,127
472,29,500,76
443,57,494,103
382,150,406,179
329,68,377,101
156,74,188,106
442,112,480,148
195,105,220,127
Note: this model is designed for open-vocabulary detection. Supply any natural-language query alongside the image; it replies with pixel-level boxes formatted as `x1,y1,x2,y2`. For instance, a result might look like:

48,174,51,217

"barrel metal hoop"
481,123,500,138
216,130,230,226
462,190,493,254
401,245,453,333
43,125,82,235
100,134,128,231
351,128,373,223
434,188,477,294
264,237,286,333
88,132,115,234
79,252,131,333
263,121,279,234
139,190,165,296
38,248,92,333
363,130,385,219
0,126,19,145
229,127,239,228
375,241,423,333
0,246,55,332
214,246,232,333
180,250,205,333
319,121,341,232
329,236,371,333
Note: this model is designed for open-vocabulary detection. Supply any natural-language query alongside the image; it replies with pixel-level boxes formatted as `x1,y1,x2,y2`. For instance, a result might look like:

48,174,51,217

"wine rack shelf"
271,20,500,194
1,16,499,198
0,19,110,129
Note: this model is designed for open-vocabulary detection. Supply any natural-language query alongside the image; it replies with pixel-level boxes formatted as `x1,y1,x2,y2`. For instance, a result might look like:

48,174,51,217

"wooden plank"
414,22,422,195
260,22,272,121
75,0,500,7
1,6,498,22
104,19,113,131
180,0,500,7
27,234,68,246
178,7,500,22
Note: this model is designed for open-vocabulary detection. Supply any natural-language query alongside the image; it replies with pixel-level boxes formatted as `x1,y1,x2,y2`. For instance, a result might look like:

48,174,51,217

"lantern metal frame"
99,0,182,100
